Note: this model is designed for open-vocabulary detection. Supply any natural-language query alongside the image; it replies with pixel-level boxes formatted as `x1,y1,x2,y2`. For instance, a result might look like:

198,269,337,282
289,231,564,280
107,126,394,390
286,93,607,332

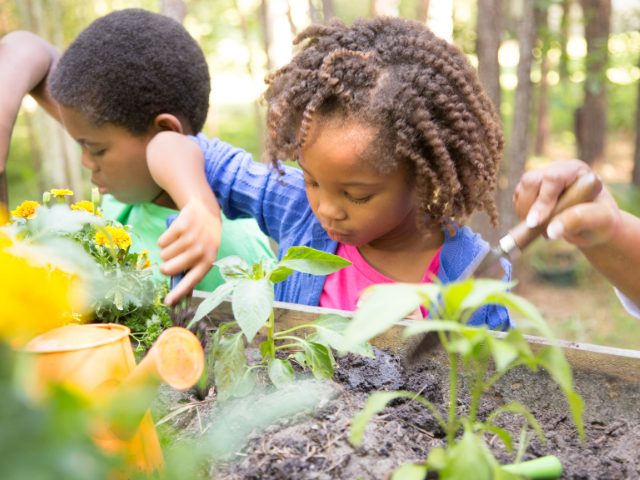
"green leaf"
267,265,294,284
488,401,544,444
441,430,492,480
487,336,519,372
426,447,448,471
190,281,237,328
482,424,514,455
402,319,466,339
259,340,271,360
214,255,252,281
487,292,553,338
343,283,435,350
232,278,274,343
391,464,428,480
309,314,375,358
232,370,255,398
350,390,445,447
210,322,236,360
268,358,295,387
458,279,512,313
291,352,307,369
535,346,585,443
277,246,352,275
213,332,247,402
298,340,333,380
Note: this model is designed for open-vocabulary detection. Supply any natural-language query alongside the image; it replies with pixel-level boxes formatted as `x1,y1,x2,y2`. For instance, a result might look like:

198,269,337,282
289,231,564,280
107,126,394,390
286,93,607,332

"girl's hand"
513,159,621,249
158,197,221,305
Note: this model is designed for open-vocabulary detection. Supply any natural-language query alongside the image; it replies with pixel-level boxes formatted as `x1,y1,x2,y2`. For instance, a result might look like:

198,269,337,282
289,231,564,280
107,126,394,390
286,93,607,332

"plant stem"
468,359,487,425
267,310,275,359
448,352,458,448
274,343,300,351
273,323,314,337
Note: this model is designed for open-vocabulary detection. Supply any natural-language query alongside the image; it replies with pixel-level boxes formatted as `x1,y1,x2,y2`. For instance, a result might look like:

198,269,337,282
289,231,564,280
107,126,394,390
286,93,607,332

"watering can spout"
107,327,204,440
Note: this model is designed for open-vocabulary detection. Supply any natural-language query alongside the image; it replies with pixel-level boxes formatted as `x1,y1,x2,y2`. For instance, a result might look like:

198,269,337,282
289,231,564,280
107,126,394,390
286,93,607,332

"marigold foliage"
94,226,132,250
11,201,41,219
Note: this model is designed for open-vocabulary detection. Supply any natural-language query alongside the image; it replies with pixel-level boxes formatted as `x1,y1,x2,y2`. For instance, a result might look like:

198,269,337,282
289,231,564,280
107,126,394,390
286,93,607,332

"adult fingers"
546,202,616,247
524,161,590,228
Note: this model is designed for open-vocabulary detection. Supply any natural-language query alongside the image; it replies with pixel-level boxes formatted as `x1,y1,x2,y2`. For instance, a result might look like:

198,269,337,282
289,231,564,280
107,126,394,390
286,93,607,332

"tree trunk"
498,0,538,238
578,0,610,166
321,0,333,21
261,0,274,71
476,0,502,114
632,55,640,188
559,0,572,81
535,55,551,156
160,0,185,24
0,173,7,208
416,0,430,22
308,0,320,23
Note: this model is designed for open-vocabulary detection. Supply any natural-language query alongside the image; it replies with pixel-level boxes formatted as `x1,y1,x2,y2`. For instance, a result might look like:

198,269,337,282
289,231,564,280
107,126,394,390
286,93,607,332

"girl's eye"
303,179,318,188
91,149,106,157
345,193,372,204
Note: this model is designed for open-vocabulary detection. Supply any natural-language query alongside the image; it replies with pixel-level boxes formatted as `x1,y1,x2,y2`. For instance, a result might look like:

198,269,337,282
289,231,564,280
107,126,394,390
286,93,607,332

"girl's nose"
317,192,347,221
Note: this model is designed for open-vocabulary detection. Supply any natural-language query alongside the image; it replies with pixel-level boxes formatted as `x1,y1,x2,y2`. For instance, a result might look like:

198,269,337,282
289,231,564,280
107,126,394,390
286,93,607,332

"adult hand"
512,159,621,248
158,197,221,305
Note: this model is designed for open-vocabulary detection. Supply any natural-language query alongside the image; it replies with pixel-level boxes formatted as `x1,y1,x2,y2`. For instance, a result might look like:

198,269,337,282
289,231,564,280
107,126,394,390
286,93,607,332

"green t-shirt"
100,195,275,292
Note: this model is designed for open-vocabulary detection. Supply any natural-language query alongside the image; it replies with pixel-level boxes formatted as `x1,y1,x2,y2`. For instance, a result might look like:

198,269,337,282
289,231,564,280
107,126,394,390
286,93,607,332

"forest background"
1,0,639,348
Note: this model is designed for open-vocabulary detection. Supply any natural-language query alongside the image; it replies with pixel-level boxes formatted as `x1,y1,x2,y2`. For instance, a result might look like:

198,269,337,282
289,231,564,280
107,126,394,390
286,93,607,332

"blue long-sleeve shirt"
190,133,514,329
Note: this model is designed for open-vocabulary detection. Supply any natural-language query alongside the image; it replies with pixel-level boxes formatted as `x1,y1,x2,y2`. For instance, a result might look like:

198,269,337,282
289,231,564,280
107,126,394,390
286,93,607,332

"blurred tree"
160,0,185,23
476,0,502,113
534,6,550,157
577,0,611,165
322,0,333,21
416,0,429,22
559,0,572,80
497,0,539,239
633,55,640,188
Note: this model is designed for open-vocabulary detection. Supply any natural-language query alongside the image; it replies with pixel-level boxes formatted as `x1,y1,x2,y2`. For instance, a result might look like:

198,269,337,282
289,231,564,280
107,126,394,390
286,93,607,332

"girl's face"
299,118,418,247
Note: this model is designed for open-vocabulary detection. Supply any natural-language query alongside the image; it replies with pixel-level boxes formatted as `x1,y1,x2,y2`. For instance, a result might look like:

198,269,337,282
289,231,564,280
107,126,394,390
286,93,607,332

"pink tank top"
319,243,442,315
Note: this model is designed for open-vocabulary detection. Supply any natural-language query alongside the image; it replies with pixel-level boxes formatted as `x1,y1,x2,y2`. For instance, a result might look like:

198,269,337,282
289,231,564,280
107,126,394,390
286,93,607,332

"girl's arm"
147,131,222,305
0,31,62,174
514,159,640,306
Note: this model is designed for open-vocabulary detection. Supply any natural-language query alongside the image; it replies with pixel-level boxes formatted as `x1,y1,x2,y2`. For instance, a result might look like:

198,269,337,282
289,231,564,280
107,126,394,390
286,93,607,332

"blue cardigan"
190,134,514,330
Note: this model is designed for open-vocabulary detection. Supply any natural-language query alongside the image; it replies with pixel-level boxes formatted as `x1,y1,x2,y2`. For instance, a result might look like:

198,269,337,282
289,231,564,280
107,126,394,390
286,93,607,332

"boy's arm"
147,131,223,305
514,159,640,306
0,31,62,173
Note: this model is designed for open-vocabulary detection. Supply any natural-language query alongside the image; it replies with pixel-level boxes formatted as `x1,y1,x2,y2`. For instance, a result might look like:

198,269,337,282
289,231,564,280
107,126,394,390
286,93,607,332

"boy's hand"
158,197,222,305
513,159,621,248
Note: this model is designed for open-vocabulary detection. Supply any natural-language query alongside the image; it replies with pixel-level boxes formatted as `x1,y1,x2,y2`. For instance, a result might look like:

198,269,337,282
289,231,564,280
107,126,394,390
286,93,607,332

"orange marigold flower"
94,226,132,250
71,200,102,217
11,201,41,219
50,189,74,197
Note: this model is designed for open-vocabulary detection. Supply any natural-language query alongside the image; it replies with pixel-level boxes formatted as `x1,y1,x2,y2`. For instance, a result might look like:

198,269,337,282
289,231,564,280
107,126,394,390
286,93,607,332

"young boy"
0,9,274,302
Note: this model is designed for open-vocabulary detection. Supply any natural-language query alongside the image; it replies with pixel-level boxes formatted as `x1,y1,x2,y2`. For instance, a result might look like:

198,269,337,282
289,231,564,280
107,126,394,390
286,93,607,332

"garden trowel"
406,172,603,363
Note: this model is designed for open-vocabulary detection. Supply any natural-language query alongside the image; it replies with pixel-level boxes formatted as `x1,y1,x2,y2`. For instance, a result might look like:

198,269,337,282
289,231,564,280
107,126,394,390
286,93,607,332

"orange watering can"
20,324,204,479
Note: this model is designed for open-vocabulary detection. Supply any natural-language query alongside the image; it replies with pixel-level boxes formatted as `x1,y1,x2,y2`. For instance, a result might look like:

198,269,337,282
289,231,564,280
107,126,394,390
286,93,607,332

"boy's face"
59,106,162,204
299,118,419,248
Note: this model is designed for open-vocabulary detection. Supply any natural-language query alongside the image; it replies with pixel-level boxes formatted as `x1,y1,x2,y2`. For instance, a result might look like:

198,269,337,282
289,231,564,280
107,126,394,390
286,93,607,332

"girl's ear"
151,114,186,134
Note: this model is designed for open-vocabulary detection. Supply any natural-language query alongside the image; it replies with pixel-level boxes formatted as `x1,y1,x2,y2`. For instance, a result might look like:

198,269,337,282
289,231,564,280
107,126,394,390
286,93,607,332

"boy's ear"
152,114,187,134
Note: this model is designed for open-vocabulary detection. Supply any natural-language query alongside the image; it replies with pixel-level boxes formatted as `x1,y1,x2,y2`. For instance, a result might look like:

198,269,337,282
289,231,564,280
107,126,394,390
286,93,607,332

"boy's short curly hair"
262,17,504,230
50,8,210,135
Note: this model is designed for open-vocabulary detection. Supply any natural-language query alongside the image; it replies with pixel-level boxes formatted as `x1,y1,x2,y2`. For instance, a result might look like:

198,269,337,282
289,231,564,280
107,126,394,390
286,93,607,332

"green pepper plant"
342,279,585,480
188,246,374,402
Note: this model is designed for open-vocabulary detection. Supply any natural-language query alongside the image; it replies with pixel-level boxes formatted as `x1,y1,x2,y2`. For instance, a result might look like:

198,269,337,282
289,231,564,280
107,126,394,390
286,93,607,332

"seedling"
188,246,374,402
343,279,585,480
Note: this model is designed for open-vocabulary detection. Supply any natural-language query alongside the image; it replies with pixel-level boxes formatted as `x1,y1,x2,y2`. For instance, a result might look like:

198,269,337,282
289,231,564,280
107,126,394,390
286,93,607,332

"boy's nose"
80,151,99,171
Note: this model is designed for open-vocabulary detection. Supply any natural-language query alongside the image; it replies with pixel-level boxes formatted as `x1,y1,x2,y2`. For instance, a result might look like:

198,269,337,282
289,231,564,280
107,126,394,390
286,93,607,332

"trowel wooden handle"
508,172,603,250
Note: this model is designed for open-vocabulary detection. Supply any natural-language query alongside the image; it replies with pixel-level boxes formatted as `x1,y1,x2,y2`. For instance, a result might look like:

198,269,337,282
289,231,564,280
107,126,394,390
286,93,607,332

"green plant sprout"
342,279,585,480
188,246,374,402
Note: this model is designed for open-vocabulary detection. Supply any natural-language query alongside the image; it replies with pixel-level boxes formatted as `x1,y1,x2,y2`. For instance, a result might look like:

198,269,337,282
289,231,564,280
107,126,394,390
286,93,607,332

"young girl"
150,16,512,329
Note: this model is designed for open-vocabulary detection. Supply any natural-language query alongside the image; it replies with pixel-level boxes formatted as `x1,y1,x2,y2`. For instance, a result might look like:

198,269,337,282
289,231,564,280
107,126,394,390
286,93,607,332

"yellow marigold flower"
0,251,73,342
50,189,74,197
71,200,102,217
11,200,41,219
137,249,152,269
94,225,132,250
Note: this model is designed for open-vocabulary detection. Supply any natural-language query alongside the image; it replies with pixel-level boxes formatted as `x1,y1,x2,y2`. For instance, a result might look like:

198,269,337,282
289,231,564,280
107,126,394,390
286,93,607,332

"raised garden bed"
150,295,640,479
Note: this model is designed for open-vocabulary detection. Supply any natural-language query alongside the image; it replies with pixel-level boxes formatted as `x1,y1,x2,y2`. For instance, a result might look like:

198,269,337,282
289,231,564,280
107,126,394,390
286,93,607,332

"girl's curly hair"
261,16,504,231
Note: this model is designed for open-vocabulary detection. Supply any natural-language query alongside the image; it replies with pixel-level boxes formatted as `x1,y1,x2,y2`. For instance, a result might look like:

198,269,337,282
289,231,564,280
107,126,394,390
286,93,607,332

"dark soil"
151,348,640,480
